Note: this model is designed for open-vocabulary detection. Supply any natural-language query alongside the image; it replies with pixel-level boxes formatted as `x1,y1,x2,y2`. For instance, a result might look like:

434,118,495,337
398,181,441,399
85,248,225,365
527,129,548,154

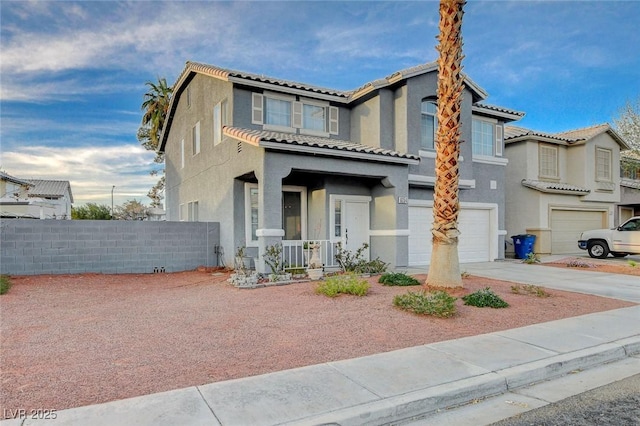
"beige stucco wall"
351,96,381,148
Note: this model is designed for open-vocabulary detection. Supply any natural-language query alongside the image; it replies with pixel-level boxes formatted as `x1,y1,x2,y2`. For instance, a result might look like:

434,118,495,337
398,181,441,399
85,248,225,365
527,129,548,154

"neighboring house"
503,124,629,255
618,150,640,223
27,179,74,219
1,171,34,218
0,172,73,219
159,61,524,271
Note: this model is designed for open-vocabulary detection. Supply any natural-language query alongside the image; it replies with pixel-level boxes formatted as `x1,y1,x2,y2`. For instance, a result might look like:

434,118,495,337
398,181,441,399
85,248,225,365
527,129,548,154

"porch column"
370,173,410,269
255,167,286,273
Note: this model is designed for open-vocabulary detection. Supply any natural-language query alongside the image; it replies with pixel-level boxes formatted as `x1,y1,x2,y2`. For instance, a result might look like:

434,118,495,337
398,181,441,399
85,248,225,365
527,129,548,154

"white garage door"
551,210,606,254
408,205,491,266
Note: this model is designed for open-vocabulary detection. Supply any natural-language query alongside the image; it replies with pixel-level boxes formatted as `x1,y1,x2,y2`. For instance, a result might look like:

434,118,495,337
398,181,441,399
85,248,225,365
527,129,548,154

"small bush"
335,242,388,274
628,260,637,267
393,290,457,318
511,284,550,298
522,252,540,264
379,272,421,286
315,274,370,297
0,275,11,295
462,287,509,308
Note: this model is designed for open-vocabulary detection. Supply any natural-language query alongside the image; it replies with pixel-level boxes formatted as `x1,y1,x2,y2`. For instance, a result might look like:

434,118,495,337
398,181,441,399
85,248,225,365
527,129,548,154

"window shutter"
292,101,303,128
495,124,503,156
329,106,339,135
252,93,263,124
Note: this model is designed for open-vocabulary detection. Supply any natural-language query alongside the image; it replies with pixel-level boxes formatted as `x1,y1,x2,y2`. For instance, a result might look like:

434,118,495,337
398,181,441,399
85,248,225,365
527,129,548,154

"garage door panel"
409,205,490,265
551,210,606,254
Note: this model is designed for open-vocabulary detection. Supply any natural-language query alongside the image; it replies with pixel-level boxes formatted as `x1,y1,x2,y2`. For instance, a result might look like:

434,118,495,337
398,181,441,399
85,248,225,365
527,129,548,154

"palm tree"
140,77,173,152
426,0,465,288
139,77,172,208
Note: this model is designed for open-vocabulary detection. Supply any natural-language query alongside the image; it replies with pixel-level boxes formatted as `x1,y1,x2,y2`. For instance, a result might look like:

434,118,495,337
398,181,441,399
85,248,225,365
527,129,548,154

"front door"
330,195,371,260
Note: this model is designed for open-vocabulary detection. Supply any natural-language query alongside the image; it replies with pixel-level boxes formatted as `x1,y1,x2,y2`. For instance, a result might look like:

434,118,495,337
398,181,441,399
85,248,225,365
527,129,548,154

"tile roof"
473,103,525,119
505,123,629,149
27,179,74,203
185,61,351,98
521,179,590,194
223,126,419,164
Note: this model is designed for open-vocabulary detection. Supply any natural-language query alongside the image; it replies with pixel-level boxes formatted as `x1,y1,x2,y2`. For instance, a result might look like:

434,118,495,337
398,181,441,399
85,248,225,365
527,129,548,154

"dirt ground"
0,269,635,417
540,256,640,276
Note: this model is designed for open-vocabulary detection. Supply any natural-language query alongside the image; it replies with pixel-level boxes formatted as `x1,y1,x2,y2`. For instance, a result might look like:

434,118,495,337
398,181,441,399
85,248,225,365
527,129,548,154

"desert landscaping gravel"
0,269,635,417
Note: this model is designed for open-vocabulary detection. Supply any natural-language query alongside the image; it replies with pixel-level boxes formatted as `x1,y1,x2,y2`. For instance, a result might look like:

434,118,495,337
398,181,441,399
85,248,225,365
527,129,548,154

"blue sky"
2,0,639,207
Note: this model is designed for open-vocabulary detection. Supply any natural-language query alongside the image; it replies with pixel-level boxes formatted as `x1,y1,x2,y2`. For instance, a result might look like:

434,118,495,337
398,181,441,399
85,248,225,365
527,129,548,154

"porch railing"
281,240,340,271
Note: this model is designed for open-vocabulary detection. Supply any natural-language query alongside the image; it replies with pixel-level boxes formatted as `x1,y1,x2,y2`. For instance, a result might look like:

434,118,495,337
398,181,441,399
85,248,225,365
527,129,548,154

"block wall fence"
0,220,220,275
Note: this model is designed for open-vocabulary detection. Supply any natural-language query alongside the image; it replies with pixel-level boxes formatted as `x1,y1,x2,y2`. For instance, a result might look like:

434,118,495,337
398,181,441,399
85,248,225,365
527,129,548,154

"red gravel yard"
1,270,634,416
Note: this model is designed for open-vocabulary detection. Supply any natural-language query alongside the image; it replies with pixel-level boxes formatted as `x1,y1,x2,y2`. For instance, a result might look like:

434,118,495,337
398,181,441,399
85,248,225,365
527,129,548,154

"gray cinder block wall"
0,220,220,275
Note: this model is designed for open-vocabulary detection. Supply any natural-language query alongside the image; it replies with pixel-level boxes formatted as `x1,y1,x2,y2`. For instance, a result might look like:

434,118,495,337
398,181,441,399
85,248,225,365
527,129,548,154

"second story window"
539,144,559,179
192,121,201,155
596,147,612,182
252,92,338,135
421,100,437,150
472,119,495,156
213,99,228,146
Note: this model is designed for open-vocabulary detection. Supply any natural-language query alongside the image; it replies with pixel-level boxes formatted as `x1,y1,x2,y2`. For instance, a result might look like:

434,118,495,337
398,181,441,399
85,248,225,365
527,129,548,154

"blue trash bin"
512,234,536,259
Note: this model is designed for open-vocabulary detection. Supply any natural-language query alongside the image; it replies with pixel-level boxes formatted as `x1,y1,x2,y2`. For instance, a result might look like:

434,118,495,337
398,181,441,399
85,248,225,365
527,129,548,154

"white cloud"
1,144,157,206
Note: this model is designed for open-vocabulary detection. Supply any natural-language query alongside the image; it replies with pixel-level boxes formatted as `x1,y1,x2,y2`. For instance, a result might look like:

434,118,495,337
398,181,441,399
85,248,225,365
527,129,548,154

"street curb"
290,337,640,426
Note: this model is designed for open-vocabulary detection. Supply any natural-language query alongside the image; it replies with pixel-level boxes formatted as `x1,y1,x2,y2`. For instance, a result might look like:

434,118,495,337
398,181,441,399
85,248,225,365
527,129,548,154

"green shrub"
628,260,637,267
0,275,11,295
379,272,421,286
335,242,388,274
393,290,457,318
462,287,509,308
511,284,550,298
315,274,370,297
522,252,540,264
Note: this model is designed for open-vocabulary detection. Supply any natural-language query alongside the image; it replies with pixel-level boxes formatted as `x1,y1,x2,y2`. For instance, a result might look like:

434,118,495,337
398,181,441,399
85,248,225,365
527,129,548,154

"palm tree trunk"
427,0,465,288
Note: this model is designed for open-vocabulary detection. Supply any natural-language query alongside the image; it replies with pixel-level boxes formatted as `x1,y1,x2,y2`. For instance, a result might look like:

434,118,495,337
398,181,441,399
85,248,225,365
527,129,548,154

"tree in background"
138,77,173,208
614,97,640,153
71,203,112,220
427,0,466,288
113,200,148,220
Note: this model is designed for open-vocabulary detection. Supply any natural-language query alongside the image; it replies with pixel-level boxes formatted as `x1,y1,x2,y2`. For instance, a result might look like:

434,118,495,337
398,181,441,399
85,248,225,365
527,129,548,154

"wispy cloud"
1,144,157,206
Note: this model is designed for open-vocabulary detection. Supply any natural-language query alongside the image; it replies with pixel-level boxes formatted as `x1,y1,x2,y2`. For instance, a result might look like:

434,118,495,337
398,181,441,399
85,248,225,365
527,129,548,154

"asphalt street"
491,374,640,426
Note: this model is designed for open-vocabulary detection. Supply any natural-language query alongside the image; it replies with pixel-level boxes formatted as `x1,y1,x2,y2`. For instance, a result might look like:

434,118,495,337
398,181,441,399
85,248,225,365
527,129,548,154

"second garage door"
408,205,491,266
550,209,607,254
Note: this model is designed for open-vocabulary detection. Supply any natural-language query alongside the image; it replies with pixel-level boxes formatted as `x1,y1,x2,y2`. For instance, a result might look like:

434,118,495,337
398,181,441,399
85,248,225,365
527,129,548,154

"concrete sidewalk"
3,262,639,426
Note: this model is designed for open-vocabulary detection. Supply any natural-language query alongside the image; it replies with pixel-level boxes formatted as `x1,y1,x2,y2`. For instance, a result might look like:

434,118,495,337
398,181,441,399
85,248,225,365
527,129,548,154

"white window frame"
539,144,559,180
421,100,437,151
213,102,222,146
179,203,186,221
472,117,496,158
263,92,295,133
245,183,259,246
188,201,199,222
244,183,308,247
186,87,191,108
595,147,612,182
180,139,185,169
192,121,200,155
298,97,330,137
252,92,338,136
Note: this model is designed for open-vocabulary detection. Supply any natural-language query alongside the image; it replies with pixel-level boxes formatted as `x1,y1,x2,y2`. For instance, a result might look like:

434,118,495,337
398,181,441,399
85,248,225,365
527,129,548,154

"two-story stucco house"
1,173,74,220
159,61,524,271
503,124,629,255
618,151,640,223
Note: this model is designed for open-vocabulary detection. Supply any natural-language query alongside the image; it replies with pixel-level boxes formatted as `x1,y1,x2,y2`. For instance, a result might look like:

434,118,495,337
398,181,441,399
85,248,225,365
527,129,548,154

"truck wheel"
587,241,609,259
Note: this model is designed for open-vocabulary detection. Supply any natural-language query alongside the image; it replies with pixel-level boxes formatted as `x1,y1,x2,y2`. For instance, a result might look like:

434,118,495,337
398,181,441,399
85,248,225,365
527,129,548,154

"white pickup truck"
578,216,640,258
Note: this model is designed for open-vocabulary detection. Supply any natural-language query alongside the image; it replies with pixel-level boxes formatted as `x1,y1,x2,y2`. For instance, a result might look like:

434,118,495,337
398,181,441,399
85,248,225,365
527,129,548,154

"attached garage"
408,202,496,266
550,209,607,254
